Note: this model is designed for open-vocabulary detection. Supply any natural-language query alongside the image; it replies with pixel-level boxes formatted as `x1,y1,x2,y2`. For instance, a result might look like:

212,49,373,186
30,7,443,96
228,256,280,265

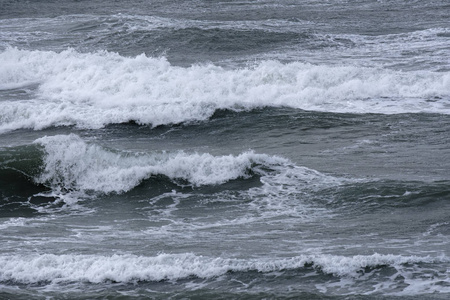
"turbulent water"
1,1,450,299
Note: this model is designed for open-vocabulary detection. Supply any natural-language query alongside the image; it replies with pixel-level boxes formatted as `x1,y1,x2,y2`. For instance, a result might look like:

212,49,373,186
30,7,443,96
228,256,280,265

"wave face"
1,48,449,133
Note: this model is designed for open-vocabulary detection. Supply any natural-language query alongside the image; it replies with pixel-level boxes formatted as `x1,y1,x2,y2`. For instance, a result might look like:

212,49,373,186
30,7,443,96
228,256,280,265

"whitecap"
1,48,449,133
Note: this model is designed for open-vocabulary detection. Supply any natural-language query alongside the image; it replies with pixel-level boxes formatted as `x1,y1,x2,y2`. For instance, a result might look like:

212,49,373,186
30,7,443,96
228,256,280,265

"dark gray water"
1,1,450,299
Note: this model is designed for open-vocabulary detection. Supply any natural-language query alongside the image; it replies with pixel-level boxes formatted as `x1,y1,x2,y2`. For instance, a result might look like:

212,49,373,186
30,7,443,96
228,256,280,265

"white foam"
0,252,447,293
1,48,449,133
0,217,28,230
33,134,286,194
243,163,346,220
32,134,346,217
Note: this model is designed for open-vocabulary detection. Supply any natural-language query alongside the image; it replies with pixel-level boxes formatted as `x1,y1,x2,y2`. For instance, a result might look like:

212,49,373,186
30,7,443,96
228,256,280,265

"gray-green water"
1,1,450,299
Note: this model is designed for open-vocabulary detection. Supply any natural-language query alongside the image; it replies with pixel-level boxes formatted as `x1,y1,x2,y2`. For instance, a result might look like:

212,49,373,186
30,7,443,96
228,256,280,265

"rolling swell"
92,26,309,60
0,14,337,59
324,180,450,211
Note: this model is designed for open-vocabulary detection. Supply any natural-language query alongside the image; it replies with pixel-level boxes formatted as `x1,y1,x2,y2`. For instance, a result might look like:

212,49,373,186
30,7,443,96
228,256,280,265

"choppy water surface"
1,1,449,299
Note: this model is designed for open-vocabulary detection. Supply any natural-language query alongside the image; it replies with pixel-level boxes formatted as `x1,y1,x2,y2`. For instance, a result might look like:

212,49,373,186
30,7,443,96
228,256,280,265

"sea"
0,0,449,299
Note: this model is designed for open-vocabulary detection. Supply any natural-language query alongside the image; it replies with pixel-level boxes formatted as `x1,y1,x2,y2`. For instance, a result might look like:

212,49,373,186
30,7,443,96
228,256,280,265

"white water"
35,134,270,193
0,252,448,295
1,48,449,133
34,134,344,199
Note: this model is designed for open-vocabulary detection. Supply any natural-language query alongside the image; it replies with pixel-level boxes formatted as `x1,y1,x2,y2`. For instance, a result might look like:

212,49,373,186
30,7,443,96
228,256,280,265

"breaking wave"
1,48,449,133
33,134,342,199
0,252,448,296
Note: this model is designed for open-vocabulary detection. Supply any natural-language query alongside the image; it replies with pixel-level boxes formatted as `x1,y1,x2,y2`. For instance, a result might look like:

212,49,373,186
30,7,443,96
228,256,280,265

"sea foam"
1,48,449,133
34,134,284,194
0,252,447,291
33,134,343,207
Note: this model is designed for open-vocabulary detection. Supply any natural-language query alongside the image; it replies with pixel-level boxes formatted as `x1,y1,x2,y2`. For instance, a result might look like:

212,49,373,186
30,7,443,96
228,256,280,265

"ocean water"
1,0,450,299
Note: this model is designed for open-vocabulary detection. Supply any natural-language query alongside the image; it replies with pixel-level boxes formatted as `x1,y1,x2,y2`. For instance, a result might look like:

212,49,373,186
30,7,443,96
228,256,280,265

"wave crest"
33,134,286,195
1,48,449,133
0,252,446,285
